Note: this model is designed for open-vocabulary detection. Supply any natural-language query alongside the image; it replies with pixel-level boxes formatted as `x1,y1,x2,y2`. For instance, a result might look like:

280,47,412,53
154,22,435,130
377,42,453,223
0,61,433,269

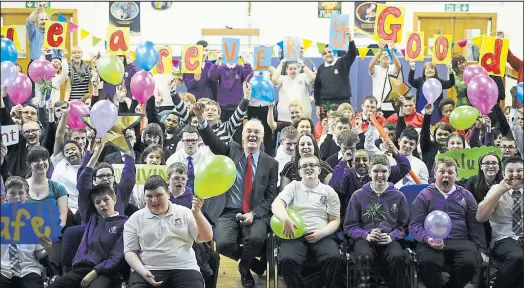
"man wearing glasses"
1,120,43,179
271,154,342,288
166,125,213,190
500,136,519,159
313,27,357,119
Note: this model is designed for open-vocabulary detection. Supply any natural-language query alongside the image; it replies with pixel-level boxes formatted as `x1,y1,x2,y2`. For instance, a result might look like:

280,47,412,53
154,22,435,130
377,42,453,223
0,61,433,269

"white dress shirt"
166,148,213,170
1,244,44,279
50,152,80,213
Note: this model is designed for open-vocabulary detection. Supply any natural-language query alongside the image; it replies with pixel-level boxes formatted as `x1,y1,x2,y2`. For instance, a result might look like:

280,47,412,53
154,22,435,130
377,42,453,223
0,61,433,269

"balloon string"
140,105,146,132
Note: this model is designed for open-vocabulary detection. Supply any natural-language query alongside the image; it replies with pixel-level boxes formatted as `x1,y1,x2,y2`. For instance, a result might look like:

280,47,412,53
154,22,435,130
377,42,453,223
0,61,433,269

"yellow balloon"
194,155,237,199
98,54,125,85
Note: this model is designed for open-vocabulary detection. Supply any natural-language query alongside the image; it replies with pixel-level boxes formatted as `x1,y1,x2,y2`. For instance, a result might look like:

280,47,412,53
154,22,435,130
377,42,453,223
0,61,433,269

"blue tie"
187,156,195,189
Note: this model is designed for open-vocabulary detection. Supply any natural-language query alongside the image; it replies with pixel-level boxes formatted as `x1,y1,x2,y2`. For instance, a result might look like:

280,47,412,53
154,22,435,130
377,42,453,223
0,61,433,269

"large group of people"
1,2,524,288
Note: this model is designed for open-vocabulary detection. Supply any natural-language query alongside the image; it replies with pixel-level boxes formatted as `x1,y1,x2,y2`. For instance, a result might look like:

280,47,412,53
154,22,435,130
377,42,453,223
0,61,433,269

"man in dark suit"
194,83,279,288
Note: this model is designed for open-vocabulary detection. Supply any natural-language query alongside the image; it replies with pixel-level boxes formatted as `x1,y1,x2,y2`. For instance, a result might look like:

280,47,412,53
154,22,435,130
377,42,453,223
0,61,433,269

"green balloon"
194,155,236,199
270,209,306,239
98,54,125,85
449,106,480,130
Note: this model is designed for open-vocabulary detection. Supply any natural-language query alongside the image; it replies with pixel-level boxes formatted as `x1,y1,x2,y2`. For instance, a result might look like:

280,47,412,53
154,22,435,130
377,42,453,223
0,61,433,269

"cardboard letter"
254,46,272,70
284,37,301,61
222,38,240,65
44,21,66,49
151,46,173,75
432,34,453,64
1,125,19,146
106,26,130,55
182,45,204,74
373,4,405,43
1,26,22,52
479,36,509,76
405,32,424,61
329,14,350,51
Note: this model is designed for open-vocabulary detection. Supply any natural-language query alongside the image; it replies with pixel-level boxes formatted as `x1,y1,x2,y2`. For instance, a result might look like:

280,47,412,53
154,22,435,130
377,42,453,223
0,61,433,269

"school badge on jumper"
391,204,398,212
333,69,339,75
174,218,183,228
320,196,327,205
109,226,118,233
459,197,467,207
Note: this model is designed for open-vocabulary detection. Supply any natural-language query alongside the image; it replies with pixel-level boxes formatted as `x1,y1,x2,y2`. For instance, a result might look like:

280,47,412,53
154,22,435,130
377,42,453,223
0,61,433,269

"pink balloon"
463,65,488,86
28,58,56,82
67,100,90,129
467,75,498,115
130,70,155,104
7,73,32,105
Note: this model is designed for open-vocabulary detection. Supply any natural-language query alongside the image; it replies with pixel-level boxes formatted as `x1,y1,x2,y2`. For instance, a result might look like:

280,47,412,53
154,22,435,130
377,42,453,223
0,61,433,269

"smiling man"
274,127,299,186
195,96,279,287
394,127,429,188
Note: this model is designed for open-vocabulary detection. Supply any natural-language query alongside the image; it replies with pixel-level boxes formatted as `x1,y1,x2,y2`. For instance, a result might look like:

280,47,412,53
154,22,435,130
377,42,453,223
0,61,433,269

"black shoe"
238,262,256,288
250,258,266,276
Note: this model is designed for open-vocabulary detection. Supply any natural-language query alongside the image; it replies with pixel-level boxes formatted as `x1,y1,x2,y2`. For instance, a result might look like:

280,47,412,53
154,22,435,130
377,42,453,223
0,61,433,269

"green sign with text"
445,3,470,12
25,2,50,9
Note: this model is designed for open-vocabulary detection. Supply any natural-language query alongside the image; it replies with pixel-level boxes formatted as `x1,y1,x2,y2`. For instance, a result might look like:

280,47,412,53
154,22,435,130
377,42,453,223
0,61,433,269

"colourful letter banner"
435,146,502,180
44,21,66,49
222,38,240,65
181,45,204,74
432,34,453,64
373,4,405,43
405,31,424,61
283,36,301,61
479,36,509,77
1,203,62,244
254,46,272,70
113,164,168,184
106,26,130,55
151,46,173,75
329,14,350,51
1,25,23,52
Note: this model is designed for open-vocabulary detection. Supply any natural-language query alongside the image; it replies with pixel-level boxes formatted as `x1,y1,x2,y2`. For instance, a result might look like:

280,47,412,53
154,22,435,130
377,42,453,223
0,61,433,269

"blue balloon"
516,82,523,106
134,41,159,71
1,38,18,63
249,74,275,103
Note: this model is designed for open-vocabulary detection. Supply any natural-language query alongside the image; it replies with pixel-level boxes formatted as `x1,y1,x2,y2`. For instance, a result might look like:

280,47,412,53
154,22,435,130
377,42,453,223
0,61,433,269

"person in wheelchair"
410,157,487,288
49,140,132,288
271,154,342,288
123,175,213,288
1,176,52,288
343,154,410,288
476,156,524,288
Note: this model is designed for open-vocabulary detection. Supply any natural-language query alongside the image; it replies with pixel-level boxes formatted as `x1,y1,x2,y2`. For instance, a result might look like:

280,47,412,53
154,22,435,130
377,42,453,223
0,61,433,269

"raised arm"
272,59,285,85
194,102,230,156
27,2,45,23
440,64,455,89
267,103,277,131
115,154,136,214
170,90,190,124
77,141,105,222
222,82,251,140
53,106,69,156
388,152,412,184
369,41,385,76
341,29,357,69
420,105,433,153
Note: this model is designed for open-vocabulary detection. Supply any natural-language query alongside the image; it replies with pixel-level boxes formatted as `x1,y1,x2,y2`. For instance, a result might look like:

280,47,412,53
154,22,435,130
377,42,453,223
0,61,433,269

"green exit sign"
445,3,470,12
25,2,50,9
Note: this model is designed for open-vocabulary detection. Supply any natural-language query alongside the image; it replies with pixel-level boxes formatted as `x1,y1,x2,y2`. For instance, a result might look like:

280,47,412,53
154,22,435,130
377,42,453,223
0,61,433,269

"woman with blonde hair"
65,46,93,102
337,103,355,126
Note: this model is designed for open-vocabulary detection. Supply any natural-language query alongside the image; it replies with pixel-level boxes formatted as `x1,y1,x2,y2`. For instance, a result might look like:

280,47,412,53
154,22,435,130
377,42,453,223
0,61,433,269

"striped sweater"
170,91,249,144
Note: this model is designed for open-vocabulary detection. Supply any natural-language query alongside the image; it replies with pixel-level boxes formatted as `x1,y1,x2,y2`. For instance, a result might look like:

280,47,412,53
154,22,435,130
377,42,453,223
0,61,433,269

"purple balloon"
130,70,155,104
7,73,32,105
90,100,118,138
422,78,443,105
1,61,17,88
28,58,56,82
467,75,498,115
463,65,488,86
424,210,452,242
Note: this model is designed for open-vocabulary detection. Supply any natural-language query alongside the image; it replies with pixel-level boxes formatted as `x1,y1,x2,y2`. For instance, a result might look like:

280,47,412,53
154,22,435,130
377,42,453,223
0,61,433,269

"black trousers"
127,270,204,288
214,209,267,270
247,105,274,156
417,239,478,288
48,267,116,288
352,239,409,288
220,108,242,145
0,273,43,288
492,238,524,288
279,236,342,288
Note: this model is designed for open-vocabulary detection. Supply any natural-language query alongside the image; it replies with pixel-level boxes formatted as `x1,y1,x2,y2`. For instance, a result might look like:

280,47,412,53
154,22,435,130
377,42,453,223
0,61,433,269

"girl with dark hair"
279,132,333,190
293,116,315,135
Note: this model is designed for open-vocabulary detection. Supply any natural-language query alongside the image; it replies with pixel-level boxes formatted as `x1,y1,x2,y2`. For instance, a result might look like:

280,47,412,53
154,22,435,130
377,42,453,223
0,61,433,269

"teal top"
26,180,68,205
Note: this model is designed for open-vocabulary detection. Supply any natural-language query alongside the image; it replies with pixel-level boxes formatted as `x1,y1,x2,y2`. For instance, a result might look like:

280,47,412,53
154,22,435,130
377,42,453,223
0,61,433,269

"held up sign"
1,125,19,146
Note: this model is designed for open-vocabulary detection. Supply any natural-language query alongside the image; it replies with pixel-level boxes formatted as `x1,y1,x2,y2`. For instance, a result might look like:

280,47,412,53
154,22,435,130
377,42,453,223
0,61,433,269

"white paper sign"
1,125,20,146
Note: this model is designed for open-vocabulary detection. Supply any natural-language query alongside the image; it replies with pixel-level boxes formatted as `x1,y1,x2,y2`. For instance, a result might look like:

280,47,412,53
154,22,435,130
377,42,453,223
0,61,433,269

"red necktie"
242,154,253,213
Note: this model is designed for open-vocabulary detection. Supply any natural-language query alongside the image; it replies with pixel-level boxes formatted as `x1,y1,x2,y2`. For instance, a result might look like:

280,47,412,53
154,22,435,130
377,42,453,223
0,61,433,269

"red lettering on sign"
5,28,15,42
184,46,200,71
285,37,298,59
480,38,503,75
435,36,449,61
223,42,237,62
109,30,128,52
256,49,268,70
376,7,402,43
406,33,421,59
46,23,64,48
333,19,347,49
156,48,169,74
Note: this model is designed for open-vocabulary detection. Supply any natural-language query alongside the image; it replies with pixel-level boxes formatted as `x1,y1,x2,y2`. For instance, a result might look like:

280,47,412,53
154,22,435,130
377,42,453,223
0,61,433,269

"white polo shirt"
50,152,80,213
123,202,200,272
1,244,44,279
276,180,340,232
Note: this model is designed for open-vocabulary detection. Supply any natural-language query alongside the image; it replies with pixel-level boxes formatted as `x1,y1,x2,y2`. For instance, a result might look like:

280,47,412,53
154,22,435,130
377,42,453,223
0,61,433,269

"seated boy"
124,175,213,288
1,176,51,288
272,154,342,288
343,155,410,288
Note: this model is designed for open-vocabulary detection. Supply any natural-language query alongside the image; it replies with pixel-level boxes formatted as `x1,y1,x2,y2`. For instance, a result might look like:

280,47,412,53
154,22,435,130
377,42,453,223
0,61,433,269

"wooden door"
454,18,489,62
1,8,78,101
